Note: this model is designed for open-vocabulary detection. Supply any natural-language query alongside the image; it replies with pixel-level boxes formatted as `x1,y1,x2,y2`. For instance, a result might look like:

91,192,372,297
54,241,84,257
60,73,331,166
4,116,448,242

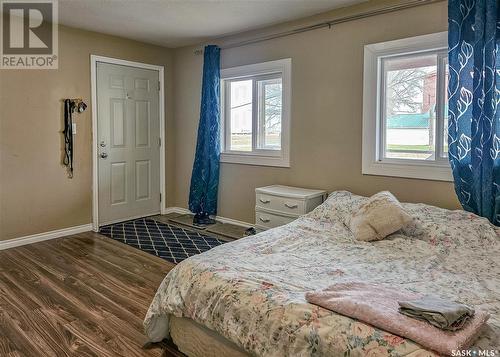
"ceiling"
58,0,367,48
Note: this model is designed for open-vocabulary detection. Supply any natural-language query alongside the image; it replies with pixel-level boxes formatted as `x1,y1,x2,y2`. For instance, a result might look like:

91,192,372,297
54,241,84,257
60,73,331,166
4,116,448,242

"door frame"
90,55,166,231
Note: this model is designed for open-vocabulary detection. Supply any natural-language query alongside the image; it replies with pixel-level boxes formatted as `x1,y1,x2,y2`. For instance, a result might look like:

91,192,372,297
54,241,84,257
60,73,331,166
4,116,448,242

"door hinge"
160,193,162,202
158,81,160,91
158,137,161,146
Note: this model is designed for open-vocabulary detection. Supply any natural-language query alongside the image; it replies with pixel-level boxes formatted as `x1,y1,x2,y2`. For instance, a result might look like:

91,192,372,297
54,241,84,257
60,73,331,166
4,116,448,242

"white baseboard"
164,206,191,215
215,214,253,228
0,224,93,251
164,207,252,228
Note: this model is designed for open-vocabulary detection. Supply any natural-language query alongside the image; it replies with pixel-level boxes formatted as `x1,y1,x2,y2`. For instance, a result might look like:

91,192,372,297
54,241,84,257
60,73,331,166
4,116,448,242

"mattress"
170,316,249,357
145,191,500,356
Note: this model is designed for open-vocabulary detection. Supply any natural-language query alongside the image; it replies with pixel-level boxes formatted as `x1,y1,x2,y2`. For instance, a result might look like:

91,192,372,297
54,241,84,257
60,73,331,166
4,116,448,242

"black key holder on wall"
62,98,87,178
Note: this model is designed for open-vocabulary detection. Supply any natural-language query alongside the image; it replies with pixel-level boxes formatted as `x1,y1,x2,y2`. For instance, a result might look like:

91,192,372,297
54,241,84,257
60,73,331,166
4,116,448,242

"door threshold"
98,212,161,228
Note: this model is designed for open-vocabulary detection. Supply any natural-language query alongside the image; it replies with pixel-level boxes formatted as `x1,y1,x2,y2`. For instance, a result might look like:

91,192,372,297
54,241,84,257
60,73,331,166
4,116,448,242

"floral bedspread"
144,191,500,356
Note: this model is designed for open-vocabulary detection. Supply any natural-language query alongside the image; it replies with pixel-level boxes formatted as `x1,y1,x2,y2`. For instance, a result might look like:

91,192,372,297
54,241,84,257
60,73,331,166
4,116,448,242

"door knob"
100,152,108,159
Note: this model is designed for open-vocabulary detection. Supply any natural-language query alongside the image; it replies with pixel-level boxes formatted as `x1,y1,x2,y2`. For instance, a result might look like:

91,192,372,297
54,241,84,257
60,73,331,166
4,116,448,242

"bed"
144,191,500,356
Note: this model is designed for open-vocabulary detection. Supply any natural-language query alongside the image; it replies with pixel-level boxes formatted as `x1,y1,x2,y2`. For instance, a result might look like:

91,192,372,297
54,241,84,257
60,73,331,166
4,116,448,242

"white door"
97,62,161,225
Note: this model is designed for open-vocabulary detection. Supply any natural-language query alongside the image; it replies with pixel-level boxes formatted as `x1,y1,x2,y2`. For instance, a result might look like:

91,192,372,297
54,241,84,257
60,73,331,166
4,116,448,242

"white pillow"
350,191,413,242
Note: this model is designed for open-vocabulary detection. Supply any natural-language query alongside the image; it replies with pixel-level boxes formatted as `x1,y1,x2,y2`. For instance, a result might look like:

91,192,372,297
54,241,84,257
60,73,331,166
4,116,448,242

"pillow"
308,191,365,226
350,191,413,242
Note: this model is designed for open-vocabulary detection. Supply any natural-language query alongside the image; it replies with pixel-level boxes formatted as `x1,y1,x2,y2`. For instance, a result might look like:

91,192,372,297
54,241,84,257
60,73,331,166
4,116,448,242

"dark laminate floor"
0,232,179,357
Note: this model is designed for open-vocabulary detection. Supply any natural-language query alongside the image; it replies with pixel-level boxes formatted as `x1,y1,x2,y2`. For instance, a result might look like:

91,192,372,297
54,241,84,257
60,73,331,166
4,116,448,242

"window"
362,32,452,181
220,59,291,167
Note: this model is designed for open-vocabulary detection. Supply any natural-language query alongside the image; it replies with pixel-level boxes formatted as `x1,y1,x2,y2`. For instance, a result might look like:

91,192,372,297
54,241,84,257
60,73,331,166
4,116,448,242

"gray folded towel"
398,296,475,331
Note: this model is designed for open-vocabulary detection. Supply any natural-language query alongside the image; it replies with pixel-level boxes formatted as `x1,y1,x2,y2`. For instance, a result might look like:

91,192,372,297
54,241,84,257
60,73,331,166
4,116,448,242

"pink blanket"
305,282,490,356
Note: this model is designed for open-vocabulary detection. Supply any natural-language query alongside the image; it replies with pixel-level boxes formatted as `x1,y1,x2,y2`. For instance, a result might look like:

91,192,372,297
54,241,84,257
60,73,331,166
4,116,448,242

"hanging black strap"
63,99,74,177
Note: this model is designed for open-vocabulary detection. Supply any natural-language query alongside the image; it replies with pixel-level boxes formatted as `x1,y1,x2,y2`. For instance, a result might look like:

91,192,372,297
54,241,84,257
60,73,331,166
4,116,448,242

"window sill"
220,152,290,168
362,160,453,181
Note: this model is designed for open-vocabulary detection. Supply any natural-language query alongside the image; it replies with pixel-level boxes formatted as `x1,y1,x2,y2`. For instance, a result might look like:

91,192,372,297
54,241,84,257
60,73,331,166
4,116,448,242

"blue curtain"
448,0,500,225
188,45,221,219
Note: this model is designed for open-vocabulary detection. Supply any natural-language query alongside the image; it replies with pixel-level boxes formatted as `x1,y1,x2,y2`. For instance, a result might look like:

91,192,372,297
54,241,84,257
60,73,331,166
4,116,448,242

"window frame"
362,32,453,181
220,58,291,167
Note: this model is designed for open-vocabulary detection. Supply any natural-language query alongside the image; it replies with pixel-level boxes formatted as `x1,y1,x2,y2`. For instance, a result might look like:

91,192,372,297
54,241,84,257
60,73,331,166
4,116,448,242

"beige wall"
172,0,460,224
0,0,461,240
0,25,174,240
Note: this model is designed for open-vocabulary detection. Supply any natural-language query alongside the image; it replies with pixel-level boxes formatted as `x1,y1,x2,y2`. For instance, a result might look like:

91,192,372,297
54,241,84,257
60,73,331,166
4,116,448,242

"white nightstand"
255,185,327,230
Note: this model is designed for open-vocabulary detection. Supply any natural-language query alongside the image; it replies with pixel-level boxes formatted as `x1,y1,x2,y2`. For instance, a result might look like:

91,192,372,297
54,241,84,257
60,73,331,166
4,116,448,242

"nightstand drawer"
256,193,306,215
255,209,296,229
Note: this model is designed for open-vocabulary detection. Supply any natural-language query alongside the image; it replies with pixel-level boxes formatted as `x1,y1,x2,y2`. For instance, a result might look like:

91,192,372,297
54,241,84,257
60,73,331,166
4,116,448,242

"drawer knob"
284,203,298,209
259,217,270,223
259,198,271,204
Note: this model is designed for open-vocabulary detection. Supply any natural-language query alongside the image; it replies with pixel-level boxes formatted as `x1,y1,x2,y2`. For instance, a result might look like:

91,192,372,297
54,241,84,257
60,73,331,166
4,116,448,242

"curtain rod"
194,0,445,54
